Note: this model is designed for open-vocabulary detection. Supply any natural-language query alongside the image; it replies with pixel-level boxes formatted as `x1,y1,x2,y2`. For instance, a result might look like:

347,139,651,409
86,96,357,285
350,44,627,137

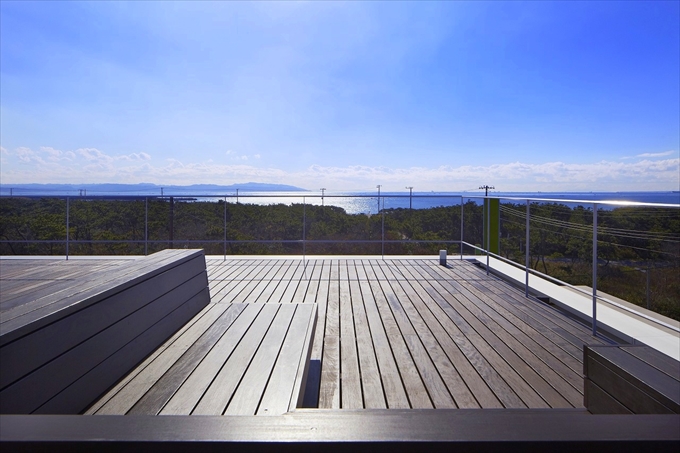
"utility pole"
236,188,239,204
320,188,326,206
161,187,164,197
406,186,413,209
9,188,12,197
376,185,382,213
479,185,495,196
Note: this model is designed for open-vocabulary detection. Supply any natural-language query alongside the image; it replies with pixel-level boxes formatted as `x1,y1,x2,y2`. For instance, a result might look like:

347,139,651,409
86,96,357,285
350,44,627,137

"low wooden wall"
0,250,210,414
584,345,680,414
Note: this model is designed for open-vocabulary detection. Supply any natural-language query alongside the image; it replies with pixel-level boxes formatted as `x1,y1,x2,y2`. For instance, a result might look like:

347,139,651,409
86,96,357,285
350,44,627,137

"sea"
2,188,678,215
221,191,680,214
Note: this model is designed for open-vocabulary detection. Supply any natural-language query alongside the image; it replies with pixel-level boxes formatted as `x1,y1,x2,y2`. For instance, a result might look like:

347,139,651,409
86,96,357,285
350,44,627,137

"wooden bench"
87,302,317,416
0,249,211,414
584,345,680,414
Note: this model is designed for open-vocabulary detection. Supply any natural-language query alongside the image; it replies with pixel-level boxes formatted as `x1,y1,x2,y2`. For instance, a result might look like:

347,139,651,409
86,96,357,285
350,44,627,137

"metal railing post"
66,197,70,260
646,266,651,310
303,197,306,262
525,199,530,297
592,203,598,336
223,196,227,261
145,197,148,256
486,197,490,275
460,196,464,260
381,197,385,259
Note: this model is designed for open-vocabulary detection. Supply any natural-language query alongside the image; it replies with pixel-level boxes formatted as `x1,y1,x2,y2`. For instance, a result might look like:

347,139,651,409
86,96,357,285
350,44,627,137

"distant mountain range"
0,182,308,196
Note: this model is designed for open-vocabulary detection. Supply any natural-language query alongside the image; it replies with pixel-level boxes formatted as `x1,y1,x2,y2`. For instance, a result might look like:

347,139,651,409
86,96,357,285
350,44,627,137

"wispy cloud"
621,150,676,160
635,151,675,158
1,146,678,192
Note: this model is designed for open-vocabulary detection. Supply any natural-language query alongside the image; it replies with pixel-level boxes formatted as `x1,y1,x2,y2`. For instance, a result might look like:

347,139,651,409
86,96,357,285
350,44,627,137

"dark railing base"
2,410,679,452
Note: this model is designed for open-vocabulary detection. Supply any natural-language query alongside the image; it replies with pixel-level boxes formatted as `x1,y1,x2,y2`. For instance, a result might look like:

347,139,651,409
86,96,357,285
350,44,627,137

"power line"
479,185,495,196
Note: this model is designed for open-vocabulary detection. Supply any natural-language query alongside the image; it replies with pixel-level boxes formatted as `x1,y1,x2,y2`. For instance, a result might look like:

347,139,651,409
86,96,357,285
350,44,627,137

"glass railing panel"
528,200,591,284
461,197,485,255
169,196,227,255
69,198,146,255
0,197,67,255
498,199,527,265
382,195,464,255
305,196,380,255
593,206,679,321
223,196,304,255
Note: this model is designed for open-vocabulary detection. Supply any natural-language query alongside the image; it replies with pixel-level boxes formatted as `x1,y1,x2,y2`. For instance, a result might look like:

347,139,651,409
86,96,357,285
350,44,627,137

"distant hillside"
0,182,308,196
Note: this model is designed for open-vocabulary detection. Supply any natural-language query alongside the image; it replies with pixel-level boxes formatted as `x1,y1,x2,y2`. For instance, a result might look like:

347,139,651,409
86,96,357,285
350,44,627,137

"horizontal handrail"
463,240,680,333
2,193,678,208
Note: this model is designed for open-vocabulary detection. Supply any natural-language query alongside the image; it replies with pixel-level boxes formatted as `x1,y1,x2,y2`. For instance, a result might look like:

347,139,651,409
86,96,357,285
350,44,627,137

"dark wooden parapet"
1,410,679,452
584,345,680,414
0,250,210,414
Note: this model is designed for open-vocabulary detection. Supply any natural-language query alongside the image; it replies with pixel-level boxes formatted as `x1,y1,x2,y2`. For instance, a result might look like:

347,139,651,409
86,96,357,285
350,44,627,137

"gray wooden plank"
393,278,479,408
350,278,386,409
126,304,248,415
401,278,500,408
340,278,362,409
319,278,340,409
310,279,327,361
446,279,579,407
319,335,340,409
287,303,318,412
89,303,233,414
259,304,317,415
378,276,456,409
409,279,506,408
418,280,528,408
368,279,432,409
358,279,409,409
620,346,680,381
159,304,265,415
225,304,297,415
192,304,280,415
429,279,553,408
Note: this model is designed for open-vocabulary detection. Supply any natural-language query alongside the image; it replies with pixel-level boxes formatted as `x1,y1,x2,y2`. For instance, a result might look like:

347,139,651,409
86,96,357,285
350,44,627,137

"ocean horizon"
1,187,678,215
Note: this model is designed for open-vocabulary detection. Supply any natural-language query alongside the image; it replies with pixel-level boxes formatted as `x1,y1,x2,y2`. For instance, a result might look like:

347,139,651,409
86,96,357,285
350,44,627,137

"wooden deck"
206,258,610,409
1,255,611,414
3,255,680,451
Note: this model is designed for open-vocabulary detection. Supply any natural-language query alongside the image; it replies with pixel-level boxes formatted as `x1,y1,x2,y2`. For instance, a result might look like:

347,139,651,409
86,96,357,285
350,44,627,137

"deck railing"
1,193,678,332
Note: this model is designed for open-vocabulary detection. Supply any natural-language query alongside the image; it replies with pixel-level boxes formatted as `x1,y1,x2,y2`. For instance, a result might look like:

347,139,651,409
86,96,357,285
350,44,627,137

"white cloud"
1,146,678,192
635,151,675,158
78,148,114,163
14,147,46,164
41,147,76,161
621,150,676,160
116,152,151,161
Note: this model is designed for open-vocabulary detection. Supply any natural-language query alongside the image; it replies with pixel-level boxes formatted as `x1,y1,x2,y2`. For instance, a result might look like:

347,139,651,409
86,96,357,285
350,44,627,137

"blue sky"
1,1,678,192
